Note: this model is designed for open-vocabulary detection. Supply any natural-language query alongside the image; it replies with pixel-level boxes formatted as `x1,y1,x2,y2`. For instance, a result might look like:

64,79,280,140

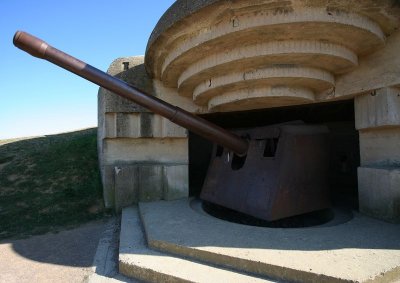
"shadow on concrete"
1,220,105,268
141,199,400,252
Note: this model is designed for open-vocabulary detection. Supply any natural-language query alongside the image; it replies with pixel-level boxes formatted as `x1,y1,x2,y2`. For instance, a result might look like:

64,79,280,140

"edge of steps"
119,206,276,283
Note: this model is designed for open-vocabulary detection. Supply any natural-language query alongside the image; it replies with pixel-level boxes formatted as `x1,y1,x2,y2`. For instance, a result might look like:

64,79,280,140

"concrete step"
137,199,400,283
119,206,276,283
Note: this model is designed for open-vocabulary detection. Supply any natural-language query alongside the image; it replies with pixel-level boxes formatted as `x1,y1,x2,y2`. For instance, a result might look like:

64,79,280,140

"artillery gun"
14,31,330,221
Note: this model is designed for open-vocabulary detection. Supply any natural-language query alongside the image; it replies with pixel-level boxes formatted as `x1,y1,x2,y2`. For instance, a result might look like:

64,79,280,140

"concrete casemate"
98,0,400,222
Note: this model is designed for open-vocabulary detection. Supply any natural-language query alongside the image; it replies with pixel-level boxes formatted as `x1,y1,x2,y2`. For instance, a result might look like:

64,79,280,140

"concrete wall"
98,56,190,211
355,87,400,222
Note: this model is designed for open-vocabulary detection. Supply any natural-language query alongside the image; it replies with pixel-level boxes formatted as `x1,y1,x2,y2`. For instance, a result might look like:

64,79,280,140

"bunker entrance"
189,99,359,226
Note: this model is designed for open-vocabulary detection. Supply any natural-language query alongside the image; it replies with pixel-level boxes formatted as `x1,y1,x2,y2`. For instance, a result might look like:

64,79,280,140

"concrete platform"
119,206,276,282
133,199,400,283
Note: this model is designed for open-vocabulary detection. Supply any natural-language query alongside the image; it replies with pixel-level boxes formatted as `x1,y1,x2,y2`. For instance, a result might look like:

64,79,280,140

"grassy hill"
0,128,109,240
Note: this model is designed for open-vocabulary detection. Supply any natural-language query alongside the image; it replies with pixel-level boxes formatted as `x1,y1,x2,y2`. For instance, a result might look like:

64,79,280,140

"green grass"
0,128,110,240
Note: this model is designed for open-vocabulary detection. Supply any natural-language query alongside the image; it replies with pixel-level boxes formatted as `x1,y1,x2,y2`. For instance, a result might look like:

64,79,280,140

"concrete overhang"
145,0,400,112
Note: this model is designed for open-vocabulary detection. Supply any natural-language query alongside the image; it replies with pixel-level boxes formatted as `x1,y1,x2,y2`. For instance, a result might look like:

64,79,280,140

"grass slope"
0,128,109,240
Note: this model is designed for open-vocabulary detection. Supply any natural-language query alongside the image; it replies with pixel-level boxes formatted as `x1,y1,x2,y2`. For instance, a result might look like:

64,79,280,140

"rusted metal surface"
200,121,331,221
13,31,249,156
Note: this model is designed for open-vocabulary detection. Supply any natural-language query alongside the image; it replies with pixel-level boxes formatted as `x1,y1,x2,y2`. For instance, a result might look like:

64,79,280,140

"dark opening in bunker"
263,138,279,157
189,99,359,226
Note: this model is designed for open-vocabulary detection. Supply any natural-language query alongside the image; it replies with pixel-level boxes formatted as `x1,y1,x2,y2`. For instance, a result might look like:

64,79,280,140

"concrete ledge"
207,86,315,112
119,206,274,282
194,67,334,100
358,167,400,223
139,199,400,283
355,87,400,130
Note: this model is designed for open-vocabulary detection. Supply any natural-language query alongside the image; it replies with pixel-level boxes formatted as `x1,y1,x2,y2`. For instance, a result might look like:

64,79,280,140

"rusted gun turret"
14,31,330,221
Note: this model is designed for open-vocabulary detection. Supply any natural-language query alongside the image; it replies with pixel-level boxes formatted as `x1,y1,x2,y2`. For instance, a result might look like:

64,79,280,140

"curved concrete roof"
145,0,400,112
146,0,219,53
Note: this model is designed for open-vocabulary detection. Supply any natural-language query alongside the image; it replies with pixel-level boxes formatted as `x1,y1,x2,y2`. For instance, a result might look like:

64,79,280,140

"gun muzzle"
13,31,48,59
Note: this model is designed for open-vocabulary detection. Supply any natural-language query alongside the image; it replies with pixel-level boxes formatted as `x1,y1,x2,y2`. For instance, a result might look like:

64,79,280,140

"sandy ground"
0,220,107,283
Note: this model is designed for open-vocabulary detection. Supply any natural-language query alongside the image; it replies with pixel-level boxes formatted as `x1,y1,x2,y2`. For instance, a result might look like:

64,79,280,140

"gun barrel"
13,31,249,156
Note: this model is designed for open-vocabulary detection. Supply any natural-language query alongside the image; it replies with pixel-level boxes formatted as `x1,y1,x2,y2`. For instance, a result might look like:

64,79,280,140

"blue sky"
0,0,175,139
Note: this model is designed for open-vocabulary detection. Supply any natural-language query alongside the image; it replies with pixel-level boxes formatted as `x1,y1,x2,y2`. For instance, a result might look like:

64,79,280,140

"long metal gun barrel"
13,31,249,156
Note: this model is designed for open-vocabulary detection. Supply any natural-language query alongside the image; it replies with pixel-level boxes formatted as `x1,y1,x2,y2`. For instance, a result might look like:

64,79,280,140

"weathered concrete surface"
152,79,205,114
146,0,399,57
355,87,400,222
328,31,400,102
88,217,138,283
163,165,188,201
103,138,187,164
358,167,400,223
119,206,275,282
355,87,400,131
98,56,189,210
113,164,189,212
103,113,187,139
98,56,153,208
359,128,400,167
145,0,400,112
139,199,400,283
0,220,106,283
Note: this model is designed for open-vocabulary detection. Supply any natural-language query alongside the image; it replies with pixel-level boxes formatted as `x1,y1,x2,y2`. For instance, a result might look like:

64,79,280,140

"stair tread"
138,199,400,283
120,206,275,283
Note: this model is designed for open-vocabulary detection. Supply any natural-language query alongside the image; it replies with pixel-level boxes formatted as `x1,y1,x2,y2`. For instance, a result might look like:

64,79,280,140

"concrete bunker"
95,1,400,281
13,1,400,281
98,0,400,224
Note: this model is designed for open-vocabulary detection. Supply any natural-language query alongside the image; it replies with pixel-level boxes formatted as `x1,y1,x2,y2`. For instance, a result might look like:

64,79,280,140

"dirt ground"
0,220,106,283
